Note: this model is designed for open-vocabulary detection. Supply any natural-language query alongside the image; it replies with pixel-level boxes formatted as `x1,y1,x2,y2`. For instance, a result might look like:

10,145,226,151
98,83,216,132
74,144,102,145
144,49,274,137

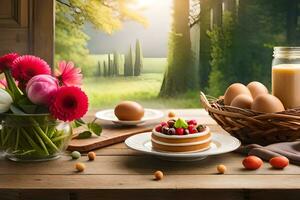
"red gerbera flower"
49,86,88,121
55,61,82,86
0,53,19,73
12,55,51,85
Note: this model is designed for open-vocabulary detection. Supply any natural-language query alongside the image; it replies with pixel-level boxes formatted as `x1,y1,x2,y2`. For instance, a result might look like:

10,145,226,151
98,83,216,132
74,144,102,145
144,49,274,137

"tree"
113,52,121,76
97,61,102,77
124,46,134,76
55,0,147,71
207,12,234,96
108,54,113,76
134,39,143,76
103,61,108,77
160,0,198,96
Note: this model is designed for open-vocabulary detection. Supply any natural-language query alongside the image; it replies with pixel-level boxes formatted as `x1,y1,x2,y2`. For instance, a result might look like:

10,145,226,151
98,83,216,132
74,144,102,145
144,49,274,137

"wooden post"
30,0,55,67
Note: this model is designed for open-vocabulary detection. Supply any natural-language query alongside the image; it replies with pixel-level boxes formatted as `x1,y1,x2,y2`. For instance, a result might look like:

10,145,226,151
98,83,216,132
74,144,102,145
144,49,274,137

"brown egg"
114,101,144,121
224,83,252,105
247,81,269,98
251,94,285,113
230,94,253,109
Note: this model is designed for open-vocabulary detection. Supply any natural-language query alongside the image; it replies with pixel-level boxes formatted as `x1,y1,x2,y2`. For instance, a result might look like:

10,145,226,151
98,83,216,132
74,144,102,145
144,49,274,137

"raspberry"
190,128,198,134
155,125,162,132
188,125,194,133
160,122,168,127
176,128,184,135
187,120,197,125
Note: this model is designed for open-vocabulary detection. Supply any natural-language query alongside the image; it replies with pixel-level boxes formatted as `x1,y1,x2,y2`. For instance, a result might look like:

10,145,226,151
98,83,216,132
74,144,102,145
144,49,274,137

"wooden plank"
76,190,300,200
1,174,300,189
76,190,244,200
2,190,300,200
0,153,299,175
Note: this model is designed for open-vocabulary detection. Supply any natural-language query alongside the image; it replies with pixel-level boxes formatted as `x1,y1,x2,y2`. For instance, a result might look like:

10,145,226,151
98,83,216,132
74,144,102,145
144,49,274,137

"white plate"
95,109,164,125
125,132,241,161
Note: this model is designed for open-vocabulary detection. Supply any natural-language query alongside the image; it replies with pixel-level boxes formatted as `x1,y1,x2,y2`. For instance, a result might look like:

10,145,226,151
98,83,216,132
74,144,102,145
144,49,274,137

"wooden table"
1,109,300,200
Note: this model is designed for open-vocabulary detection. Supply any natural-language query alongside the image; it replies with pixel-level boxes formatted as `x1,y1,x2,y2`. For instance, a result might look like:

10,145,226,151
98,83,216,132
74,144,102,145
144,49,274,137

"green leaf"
10,105,26,115
174,118,188,129
87,123,102,136
76,131,92,139
73,119,85,128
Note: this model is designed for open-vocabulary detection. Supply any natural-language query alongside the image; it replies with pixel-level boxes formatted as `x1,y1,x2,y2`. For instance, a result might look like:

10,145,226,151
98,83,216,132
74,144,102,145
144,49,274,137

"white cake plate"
125,132,241,161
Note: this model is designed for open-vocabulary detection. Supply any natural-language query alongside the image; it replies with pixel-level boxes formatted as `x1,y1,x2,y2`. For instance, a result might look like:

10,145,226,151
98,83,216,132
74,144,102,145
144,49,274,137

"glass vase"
0,114,72,162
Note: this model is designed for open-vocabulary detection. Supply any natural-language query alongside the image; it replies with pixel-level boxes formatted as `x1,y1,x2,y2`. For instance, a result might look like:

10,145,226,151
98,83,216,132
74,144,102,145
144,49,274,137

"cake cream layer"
151,132,211,144
152,140,211,152
151,135,211,146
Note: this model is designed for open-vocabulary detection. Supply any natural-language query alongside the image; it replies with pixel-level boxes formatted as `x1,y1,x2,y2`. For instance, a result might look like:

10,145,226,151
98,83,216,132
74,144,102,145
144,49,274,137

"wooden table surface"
1,109,300,200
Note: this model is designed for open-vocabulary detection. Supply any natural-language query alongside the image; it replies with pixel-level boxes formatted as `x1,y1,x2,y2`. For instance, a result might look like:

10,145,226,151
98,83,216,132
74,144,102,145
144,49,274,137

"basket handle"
200,91,211,110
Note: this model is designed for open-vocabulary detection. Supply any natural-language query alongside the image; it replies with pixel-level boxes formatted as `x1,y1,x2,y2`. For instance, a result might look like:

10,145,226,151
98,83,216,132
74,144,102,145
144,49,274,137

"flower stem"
21,128,46,156
32,129,49,155
3,69,23,101
14,129,20,150
31,120,59,152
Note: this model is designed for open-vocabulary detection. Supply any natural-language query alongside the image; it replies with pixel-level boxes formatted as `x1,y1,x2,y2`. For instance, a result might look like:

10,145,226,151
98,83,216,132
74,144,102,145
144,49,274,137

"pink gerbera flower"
49,86,88,121
55,61,82,86
0,53,19,73
12,55,51,88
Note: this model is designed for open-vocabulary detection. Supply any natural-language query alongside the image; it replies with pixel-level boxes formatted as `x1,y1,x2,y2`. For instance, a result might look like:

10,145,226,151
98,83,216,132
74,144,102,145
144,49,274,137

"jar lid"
273,47,300,58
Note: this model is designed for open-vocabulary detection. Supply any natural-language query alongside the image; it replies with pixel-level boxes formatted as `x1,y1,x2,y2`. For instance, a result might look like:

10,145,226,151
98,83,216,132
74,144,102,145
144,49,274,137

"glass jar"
0,114,72,162
272,47,300,109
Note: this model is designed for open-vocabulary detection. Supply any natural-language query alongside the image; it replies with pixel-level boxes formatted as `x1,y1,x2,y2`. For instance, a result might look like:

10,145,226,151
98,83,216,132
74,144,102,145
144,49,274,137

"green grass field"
83,73,200,109
83,54,167,76
82,55,198,109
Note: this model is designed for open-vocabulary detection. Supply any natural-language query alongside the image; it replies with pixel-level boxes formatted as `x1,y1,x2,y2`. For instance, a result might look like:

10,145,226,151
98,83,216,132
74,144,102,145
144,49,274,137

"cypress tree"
124,46,134,76
97,61,102,77
113,51,121,76
108,54,113,76
134,39,143,76
110,59,114,76
103,60,107,77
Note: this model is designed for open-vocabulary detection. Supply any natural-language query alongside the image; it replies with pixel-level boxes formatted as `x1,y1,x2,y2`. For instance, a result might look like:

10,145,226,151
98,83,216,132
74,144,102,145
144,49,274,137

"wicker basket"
200,92,300,145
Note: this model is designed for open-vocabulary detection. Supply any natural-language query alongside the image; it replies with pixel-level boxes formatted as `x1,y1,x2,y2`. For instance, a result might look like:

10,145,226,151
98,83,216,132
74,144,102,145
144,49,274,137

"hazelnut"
75,162,86,172
154,170,164,180
217,164,227,174
88,151,96,161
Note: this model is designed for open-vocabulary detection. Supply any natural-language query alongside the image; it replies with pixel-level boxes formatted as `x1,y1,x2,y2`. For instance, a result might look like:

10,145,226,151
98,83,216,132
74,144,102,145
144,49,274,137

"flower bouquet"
0,53,100,161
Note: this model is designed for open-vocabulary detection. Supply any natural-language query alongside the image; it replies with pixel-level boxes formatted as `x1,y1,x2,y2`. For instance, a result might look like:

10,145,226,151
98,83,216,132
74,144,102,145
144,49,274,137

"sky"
85,0,172,58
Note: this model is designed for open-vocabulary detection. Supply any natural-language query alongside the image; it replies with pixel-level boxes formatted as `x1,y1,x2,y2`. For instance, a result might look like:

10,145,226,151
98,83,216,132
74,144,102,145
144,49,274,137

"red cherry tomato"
242,156,263,170
269,156,289,169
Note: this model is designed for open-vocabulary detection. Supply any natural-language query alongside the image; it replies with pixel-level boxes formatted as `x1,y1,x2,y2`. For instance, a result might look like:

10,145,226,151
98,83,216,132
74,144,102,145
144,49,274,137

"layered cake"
151,118,211,153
